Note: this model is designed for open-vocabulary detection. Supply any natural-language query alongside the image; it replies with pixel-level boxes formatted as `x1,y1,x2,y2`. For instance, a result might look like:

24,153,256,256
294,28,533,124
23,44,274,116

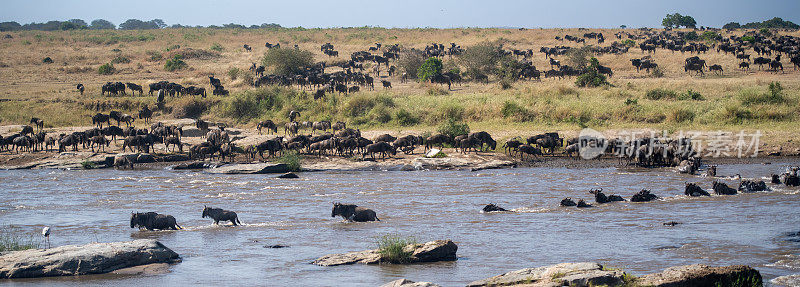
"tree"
60,20,87,30
261,48,314,76
119,19,161,30
662,13,697,29
150,19,167,29
90,19,115,30
722,22,741,30
417,57,443,81
458,41,503,80
0,21,22,31
620,25,627,29
67,19,88,27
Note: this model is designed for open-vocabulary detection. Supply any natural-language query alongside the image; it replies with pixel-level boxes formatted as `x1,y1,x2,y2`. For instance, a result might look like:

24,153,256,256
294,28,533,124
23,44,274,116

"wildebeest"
517,144,542,160
126,83,143,96
709,64,723,75
76,83,85,95
560,198,577,207
243,44,252,52
425,134,451,151
89,135,110,152
130,212,181,230
257,120,278,134
288,110,301,122
630,189,658,202
738,180,767,193
739,61,750,70
138,105,153,124
685,182,710,197
209,76,221,88
381,80,392,89
482,203,508,212
331,203,379,222
202,206,241,226
29,117,44,132
363,142,396,160
712,181,737,195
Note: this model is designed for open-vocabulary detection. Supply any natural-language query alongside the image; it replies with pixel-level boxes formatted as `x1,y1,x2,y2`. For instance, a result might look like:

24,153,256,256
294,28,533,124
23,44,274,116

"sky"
2,0,799,29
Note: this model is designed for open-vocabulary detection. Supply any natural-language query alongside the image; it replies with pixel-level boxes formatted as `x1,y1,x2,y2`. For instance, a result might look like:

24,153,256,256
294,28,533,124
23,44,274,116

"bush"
164,55,188,72
98,63,115,75
725,104,753,123
398,49,425,79
81,160,97,169
210,43,224,52
669,108,695,123
645,88,678,100
678,90,704,100
111,55,130,64
739,83,786,106
459,41,503,80
437,118,470,139
0,226,38,252
566,46,592,68
262,47,314,76
418,57,443,81
684,31,699,41
276,151,301,172
574,58,608,88
228,67,241,80
701,31,722,42
622,39,636,47
426,86,449,96
500,101,535,121
344,94,395,118
147,50,163,62
395,109,419,126
171,97,207,119
223,88,288,122
376,234,416,263
741,35,756,43
42,57,53,64
651,66,665,78
499,79,513,90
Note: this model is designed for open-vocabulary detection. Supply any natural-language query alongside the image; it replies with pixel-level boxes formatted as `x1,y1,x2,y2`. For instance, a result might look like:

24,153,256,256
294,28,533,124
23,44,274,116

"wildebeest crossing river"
1,160,799,286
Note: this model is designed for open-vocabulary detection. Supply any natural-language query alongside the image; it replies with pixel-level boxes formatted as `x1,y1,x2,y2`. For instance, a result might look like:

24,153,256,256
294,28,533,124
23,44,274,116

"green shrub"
210,43,224,52
111,55,130,64
741,35,756,43
622,39,636,47
98,63,115,75
669,108,695,123
262,47,314,76
725,105,753,124
499,79,513,90
501,101,534,121
645,88,678,100
574,58,608,88
42,57,53,64
418,57,443,81
651,66,665,78
701,31,722,42
228,67,241,80
344,94,395,118
376,234,416,263
370,106,392,124
678,90,704,100
395,109,419,126
684,31,699,41
739,83,786,106
624,98,638,106
0,227,38,252
437,118,470,139
276,151,301,172
164,55,188,72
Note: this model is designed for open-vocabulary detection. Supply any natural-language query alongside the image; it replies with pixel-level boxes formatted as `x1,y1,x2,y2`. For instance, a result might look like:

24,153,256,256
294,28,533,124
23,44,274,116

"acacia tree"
662,13,697,29
90,19,115,30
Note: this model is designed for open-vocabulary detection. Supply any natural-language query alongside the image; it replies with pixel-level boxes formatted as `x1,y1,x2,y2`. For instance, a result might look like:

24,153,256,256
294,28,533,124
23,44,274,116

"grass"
0,226,39,252
276,151,301,172
0,27,798,150
376,234,417,264
715,273,763,287
81,159,97,169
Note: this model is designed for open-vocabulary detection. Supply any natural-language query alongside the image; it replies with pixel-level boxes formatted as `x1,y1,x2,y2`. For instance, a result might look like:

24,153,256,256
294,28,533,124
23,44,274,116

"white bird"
42,226,50,249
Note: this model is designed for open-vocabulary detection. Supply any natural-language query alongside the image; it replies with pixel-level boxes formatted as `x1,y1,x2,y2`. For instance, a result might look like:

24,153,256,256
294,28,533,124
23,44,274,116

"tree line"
0,19,283,32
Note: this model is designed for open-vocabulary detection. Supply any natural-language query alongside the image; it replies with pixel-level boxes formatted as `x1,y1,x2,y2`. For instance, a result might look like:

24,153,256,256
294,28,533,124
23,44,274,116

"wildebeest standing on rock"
130,212,181,230
331,203,379,222
202,206,242,226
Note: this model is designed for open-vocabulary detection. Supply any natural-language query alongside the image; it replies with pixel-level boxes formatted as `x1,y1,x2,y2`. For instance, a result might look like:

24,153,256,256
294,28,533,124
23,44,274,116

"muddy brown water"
1,160,800,286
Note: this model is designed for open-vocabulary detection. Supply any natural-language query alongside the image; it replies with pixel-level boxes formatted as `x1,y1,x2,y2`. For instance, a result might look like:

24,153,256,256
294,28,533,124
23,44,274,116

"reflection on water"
1,161,800,286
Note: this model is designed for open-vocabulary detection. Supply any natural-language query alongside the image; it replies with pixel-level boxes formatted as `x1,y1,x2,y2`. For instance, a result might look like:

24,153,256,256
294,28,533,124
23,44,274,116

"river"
1,161,799,286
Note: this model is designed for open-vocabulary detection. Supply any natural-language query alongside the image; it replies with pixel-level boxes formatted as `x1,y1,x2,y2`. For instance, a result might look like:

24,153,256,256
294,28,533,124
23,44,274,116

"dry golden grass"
0,27,798,152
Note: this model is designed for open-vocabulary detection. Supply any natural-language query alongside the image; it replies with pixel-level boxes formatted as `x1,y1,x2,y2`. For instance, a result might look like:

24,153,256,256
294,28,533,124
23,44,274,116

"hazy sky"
2,0,799,28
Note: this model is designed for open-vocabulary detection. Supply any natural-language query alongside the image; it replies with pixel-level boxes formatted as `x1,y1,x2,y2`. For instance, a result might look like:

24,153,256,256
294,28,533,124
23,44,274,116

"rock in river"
205,163,289,174
381,278,440,287
277,172,299,179
638,264,762,287
312,240,457,266
466,262,625,287
0,239,180,279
